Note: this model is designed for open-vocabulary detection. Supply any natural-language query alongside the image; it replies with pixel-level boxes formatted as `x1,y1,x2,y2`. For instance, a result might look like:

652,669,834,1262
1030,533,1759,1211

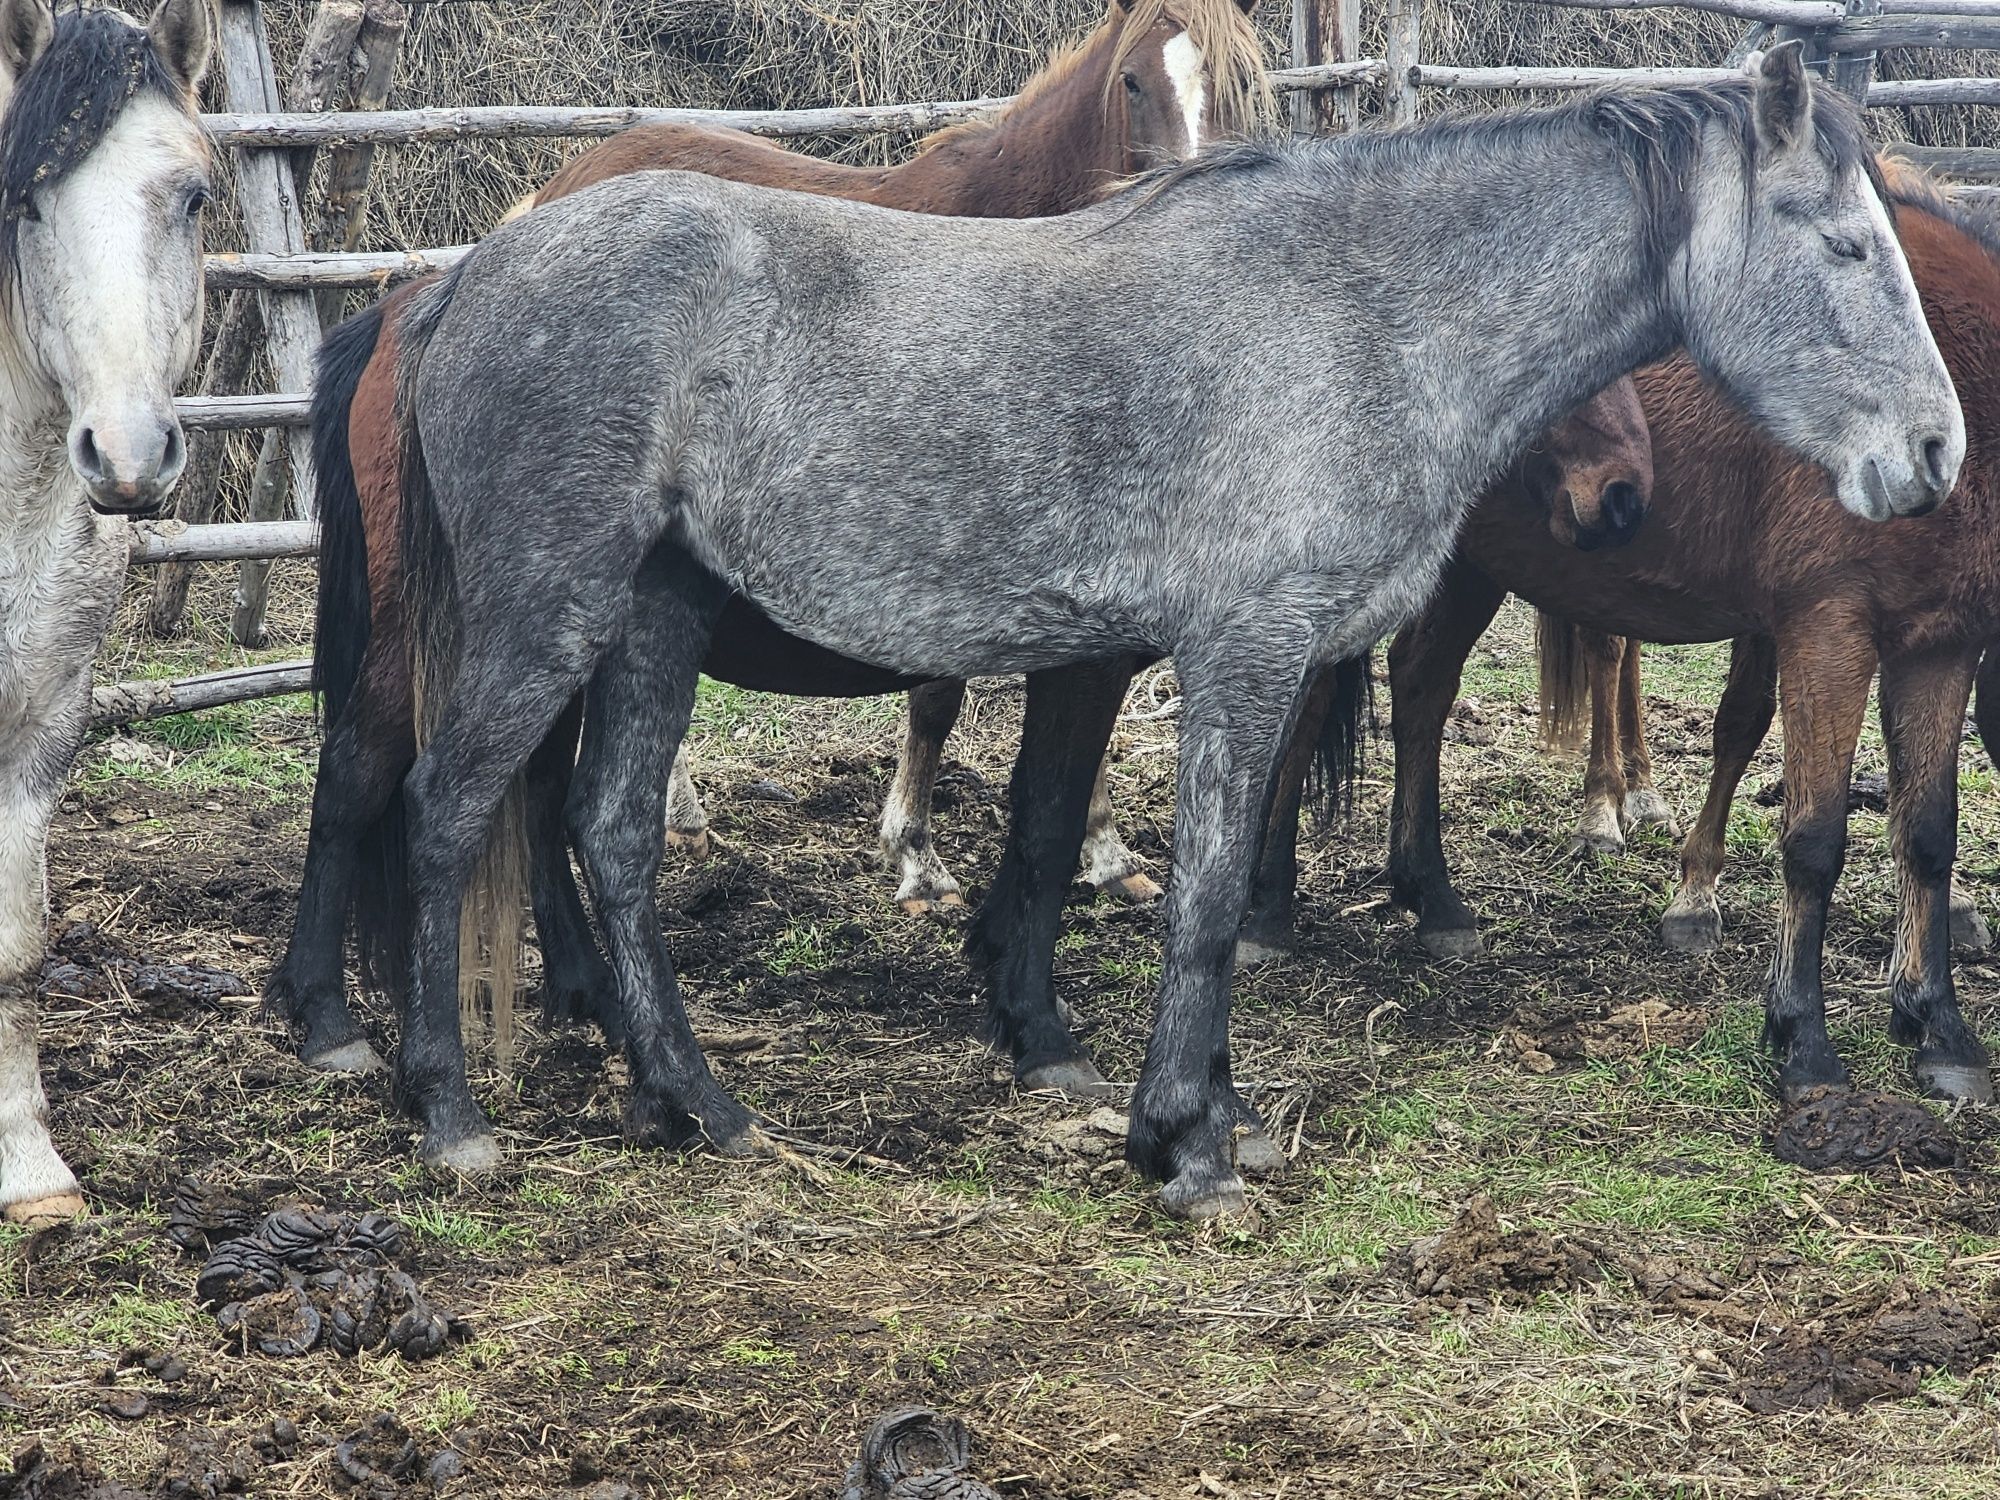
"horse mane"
0,5,193,276
1116,75,1880,278
918,0,1269,158
1880,154,2000,266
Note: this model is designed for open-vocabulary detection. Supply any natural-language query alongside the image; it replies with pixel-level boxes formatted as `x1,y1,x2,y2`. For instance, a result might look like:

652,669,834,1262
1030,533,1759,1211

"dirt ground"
6,575,2000,1499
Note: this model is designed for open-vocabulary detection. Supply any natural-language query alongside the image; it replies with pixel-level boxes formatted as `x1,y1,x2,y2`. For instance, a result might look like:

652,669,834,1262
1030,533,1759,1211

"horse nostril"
1923,436,1951,493
160,422,185,480
1603,480,1643,535
72,426,105,482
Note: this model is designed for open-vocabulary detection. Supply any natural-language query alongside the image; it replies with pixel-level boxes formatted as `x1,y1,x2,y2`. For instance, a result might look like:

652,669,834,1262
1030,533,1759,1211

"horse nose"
1601,479,1645,542
69,417,184,515
1921,434,1955,501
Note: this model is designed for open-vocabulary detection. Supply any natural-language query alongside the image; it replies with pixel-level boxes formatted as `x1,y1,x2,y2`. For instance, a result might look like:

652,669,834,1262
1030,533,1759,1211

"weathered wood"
292,0,363,111
1412,63,1738,90
231,428,290,646
1288,2,1367,133
1835,0,1883,101
1866,65,2000,94
205,244,470,290
1884,143,2000,178
1385,0,1421,125
1329,0,1364,131
1830,13,2000,44
91,661,314,728
1267,60,1385,90
316,0,410,297
130,520,319,566
176,394,311,430
1882,0,2000,13
1512,0,1844,21
147,291,262,637
1290,0,1314,134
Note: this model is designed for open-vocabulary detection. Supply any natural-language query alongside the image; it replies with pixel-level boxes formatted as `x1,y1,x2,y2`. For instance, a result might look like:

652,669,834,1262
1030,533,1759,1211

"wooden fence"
104,0,2000,727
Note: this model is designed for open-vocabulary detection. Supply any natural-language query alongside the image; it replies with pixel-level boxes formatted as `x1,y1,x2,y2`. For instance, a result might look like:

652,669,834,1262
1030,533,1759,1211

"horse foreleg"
1661,635,1775,953
1077,752,1161,904
1763,616,1874,1099
877,678,968,913
1387,563,1507,959
1881,647,1993,1102
567,550,766,1156
1236,664,1336,967
967,658,1135,1101
664,744,710,860
0,706,85,1223
1128,640,1311,1220
1570,628,1629,857
1617,638,1679,835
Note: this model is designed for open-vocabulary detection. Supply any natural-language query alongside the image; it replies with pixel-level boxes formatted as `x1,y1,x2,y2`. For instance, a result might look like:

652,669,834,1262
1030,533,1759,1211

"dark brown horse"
1289,167,1999,1107
270,0,1269,1075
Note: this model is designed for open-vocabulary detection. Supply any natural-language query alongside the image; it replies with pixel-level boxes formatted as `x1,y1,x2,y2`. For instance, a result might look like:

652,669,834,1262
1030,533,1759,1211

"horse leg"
265,635,409,1074
566,550,767,1153
1077,752,1162,904
665,744,710,860
1881,648,1993,1102
1387,563,1507,960
1661,635,1776,953
0,717,85,1223
878,679,969,914
523,696,621,1047
1618,639,1679,835
1569,629,1629,858
1763,617,1874,1099
968,658,1135,1100
1128,641,1319,1220
1237,664,1337,967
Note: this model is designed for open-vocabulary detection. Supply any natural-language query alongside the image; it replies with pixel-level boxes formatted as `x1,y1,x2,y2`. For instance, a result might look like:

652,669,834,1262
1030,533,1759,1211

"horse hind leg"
1077,752,1161,904
664,744,711,860
0,737,85,1224
523,696,620,1046
1881,648,1992,1102
1569,629,1630,858
877,679,968,913
1661,635,1775,954
1237,663,1337,967
1616,638,1680,836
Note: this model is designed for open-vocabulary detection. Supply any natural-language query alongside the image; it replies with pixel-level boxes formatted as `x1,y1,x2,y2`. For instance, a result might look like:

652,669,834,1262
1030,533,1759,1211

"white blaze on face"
1163,32,1206,156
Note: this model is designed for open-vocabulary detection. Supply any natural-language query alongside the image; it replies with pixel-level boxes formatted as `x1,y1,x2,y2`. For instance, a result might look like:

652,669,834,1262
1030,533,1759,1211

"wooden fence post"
218,0,326,646
1832,0,1882,98
1386,0,1422,126
1289,0,1364,134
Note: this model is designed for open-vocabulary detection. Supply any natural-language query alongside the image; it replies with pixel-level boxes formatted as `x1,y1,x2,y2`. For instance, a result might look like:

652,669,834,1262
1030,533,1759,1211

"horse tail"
1536,611,1589,754
1307,654,1374,826
393,264,528,1076
309,303,383,728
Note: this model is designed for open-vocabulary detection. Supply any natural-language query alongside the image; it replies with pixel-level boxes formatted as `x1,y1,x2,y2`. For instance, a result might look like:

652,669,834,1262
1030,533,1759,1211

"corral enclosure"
10,2,2000,1498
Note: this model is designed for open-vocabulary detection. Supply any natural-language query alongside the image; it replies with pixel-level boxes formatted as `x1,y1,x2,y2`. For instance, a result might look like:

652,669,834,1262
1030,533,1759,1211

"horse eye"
1122,71,1142,96
186,186,210,218
1823,233,1865,262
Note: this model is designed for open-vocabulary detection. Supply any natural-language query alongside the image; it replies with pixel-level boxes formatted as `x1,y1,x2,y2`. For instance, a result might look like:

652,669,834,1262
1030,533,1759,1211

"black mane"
1,6,187,265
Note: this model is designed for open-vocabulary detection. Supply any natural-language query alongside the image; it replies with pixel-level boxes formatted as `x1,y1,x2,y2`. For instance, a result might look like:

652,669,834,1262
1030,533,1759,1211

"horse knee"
1781,812,1846,895
1898,798,1956,887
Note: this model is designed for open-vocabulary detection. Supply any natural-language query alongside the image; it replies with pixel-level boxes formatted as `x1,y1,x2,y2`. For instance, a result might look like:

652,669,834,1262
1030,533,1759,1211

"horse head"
1519,377,1653,552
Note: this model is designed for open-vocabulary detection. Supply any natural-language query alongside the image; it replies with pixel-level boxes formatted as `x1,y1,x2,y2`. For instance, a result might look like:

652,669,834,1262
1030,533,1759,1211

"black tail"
1308,653,1375,827
311,302,386,729
1977,646,2000,775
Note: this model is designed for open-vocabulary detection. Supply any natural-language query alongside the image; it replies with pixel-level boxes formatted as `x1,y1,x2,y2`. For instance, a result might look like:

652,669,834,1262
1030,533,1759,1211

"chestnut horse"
268,0,1269,1074
1319,168,1997,1107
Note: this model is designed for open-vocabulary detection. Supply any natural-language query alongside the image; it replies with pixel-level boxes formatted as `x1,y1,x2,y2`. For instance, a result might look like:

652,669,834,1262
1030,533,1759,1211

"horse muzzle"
1567,478,1647,552
71,416,186,517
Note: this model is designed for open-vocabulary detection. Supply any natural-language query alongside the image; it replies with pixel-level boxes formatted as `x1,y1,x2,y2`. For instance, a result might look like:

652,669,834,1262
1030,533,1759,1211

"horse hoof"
1232,1129,1286,1178
1916,1061,1994,1105
899,890,965,916
1624,789,1679,835
1660,908,1721,955
1418,926,1483,961
4,1191,86,1227
1100,871,1163,904
304,1039,387,1076
423,1132,502,1176
665,827,711,861
1235,935,1294,969
1950,898,1992,955
1567,831,1625,860
1158,1170,1249,1222
1020,1058,1118,1101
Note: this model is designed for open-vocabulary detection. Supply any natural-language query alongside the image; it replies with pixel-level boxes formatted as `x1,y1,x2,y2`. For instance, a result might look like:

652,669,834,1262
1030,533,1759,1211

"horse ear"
1749,39,1811,154
1234,0,1259,12
0,0,54,81
147,0,216,95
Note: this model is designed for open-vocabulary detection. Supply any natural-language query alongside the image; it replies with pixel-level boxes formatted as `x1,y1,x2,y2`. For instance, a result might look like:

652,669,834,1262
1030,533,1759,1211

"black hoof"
1020,1056,1119,1101
1235,934,1294,969
1660,907,1722,955
1914,1056,1994,1105
1776,1055,1852,1105
420,1131,501,1175
303,1039,388,1076
623,1096,704,1153
1158,1169,1249,1221
1418,924,1483,960
1232,1128,1286,1178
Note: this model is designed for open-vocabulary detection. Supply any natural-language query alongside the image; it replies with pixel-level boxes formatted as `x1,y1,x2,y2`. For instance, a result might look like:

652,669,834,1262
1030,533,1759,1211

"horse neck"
1297,134,1674,486
884,31,1127,217
0,301,85,551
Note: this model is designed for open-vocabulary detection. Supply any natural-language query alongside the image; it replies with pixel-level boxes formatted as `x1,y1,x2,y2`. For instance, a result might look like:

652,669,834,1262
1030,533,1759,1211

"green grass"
763,920,842,976
403,1205,529,1255
88,1293,193,1348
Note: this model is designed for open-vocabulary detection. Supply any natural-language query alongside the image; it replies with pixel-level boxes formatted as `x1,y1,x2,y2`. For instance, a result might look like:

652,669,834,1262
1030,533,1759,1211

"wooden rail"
129,520,319,565
91,661,315,729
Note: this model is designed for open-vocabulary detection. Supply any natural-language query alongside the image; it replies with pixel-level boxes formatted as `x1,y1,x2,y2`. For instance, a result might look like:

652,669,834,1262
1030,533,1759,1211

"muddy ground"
6,578,2000,1498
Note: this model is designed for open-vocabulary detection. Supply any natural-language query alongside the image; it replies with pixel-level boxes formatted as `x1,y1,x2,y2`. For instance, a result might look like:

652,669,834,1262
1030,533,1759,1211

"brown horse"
1341,168,1999,1107
270,0,1269,1075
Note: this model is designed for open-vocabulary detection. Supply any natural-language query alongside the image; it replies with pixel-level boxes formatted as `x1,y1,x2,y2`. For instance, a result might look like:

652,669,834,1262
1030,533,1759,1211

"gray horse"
385,46,1959,1220
0,0,213,1225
